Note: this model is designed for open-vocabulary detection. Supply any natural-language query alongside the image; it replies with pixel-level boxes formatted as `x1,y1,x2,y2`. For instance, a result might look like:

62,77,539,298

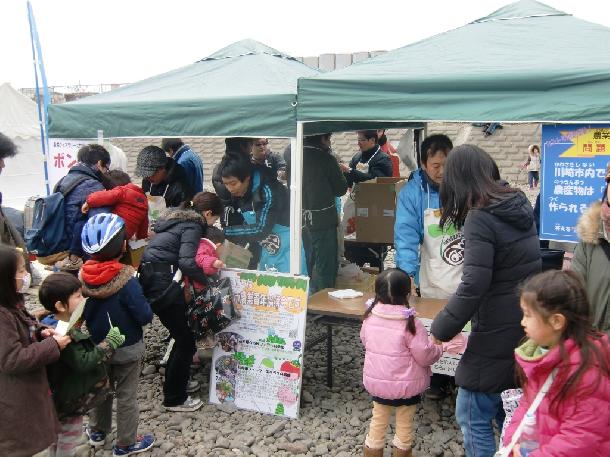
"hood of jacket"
515,335,609,379
576,201,602,244
482,191,533,231
59,162,102,190
80,264,135,299
154,208,206,233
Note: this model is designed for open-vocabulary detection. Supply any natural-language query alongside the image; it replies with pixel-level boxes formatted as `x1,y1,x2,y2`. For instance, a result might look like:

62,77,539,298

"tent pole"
289,123,304,275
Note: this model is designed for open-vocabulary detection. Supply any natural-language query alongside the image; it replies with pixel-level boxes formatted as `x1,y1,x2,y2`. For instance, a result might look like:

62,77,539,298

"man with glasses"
340,130,393,187
251,138,287,181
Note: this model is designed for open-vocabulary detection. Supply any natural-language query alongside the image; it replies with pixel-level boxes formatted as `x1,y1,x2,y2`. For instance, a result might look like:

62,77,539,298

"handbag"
185,276,237,340
494,368,557,457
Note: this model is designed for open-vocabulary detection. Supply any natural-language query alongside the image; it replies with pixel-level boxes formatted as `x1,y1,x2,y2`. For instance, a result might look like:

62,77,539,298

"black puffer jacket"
142,158,193,208
431,191,541,393
345,145,393,187
139,209,207,302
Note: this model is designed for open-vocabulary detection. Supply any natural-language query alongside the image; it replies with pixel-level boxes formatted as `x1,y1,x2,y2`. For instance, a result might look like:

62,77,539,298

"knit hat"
135,146,167,178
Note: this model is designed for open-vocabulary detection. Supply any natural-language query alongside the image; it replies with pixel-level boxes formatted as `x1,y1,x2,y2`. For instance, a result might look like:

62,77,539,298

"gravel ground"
27,289,465,457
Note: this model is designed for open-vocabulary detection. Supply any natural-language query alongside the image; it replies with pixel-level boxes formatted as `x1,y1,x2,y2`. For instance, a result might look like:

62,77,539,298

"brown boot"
363,444,384,457
392,446,413,457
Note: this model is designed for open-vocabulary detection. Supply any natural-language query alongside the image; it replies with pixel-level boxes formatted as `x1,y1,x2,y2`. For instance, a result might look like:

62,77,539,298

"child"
526,144,540,189
82,170,149,242
360,269,446,457
39,272,125,457
503,270,610,456
196,226,226,278
78,213,155,455
0,245,71,457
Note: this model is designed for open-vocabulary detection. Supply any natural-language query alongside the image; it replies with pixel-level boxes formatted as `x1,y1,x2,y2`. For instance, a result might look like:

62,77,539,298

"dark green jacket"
45,326,113,418
302,143,348,231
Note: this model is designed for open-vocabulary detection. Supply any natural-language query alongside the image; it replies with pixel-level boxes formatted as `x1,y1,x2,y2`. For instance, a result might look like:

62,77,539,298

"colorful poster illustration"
47,138,90,190
541,125,610,242
209,269,309,419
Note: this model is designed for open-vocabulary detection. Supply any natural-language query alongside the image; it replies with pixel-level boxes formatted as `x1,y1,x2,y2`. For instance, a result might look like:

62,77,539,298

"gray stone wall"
112,123,541,188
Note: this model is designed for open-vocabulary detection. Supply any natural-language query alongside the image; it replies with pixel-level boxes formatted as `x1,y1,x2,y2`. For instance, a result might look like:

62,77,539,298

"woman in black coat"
139,198,209,412
430,145,541,457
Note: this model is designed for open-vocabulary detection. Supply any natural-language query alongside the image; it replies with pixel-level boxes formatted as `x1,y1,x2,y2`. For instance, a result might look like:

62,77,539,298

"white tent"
0,83,46,210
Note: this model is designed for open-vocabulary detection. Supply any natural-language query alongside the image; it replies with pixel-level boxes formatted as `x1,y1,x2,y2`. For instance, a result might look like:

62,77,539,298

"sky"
1,0,610,89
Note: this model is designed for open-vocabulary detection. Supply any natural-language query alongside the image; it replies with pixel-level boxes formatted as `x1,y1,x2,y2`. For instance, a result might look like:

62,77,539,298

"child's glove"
105,326,125,349
442,333,468,354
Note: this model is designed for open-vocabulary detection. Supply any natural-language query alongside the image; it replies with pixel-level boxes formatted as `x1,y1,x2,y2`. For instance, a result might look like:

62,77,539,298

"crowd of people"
0,128,609,457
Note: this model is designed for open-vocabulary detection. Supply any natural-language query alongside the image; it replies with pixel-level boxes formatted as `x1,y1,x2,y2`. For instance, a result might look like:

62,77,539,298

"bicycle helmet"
81,213,125,255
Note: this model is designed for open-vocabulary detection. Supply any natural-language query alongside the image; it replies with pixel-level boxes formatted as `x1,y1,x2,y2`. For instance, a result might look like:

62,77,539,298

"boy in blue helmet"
79,213,155,456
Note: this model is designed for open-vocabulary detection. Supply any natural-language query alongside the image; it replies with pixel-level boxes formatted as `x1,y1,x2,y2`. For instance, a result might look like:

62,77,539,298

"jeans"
528,171,539,188
156,303,196,406
90,359,141,446
69,219,86,257
456,387,505,457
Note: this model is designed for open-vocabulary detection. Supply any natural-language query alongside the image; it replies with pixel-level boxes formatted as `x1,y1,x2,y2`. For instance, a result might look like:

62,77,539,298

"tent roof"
48,39,320,138
0,83,40,140
297,0,610,124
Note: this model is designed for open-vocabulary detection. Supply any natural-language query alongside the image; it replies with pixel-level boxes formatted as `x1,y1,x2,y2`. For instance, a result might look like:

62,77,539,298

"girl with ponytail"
360,268,463,457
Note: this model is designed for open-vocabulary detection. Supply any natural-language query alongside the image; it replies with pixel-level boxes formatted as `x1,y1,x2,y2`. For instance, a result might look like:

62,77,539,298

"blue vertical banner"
540,124,610,242
27,1,51,196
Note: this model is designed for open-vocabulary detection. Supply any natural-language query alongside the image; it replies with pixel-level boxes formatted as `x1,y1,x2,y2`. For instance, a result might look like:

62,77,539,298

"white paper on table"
55,320,70,336
328,289,364,299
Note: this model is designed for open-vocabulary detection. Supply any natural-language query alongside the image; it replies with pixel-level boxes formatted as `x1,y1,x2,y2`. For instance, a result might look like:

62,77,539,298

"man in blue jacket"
56,144,111,271
162,139,204,193
394,134,461,399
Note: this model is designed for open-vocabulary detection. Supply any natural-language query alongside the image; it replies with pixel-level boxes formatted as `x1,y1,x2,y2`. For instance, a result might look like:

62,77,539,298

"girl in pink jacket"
504,270,610,457
360,268,443,457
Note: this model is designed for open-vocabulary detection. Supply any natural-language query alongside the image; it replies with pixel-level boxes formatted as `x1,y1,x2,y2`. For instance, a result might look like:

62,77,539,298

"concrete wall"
112,123,540,189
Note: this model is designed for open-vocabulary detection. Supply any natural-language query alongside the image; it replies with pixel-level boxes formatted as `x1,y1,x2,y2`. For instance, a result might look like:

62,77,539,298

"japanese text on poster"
209,269,309,419
541,125,610,242
47,138,91,190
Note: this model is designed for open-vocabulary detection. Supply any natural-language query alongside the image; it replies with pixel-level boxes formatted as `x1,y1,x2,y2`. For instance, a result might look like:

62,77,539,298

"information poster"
209,269,309,419
47,138,90,190
419,318,470,376
541,125,610,242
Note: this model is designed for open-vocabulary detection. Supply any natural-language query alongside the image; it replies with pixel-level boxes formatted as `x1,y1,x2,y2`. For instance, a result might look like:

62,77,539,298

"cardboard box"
217,240,252,269
355,177,406,243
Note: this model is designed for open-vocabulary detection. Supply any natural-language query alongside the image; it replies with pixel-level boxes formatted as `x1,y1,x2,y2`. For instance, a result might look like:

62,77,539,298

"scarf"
81,259,124,286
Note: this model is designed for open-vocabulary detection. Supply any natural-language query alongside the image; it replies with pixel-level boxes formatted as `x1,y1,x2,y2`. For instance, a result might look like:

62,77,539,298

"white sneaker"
164,396,203,412
186,380,200,393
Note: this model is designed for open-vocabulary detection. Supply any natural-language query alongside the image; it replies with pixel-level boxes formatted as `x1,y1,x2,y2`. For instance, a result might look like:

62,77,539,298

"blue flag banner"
540,124,610,242
27,1,51,195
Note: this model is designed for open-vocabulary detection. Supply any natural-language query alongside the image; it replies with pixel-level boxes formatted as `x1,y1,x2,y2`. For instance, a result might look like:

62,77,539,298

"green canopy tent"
48,39,319,138
297,0,610,125
47,39,321,274
289,0,610,272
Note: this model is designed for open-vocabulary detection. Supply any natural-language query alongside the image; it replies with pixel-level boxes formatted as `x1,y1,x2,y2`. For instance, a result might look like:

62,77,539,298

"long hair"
0,245,21,309
519,270,610,415
363,268,415,335
439,144,515,229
